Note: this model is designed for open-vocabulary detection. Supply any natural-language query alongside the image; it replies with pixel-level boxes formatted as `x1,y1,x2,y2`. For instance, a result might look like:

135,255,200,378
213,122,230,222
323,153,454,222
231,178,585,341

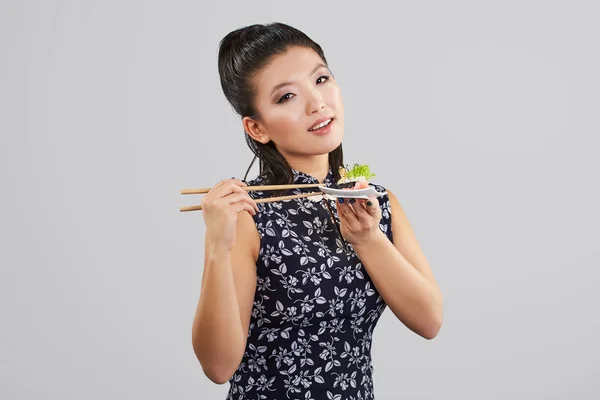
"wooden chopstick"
180,191,323,212
181,183,324,195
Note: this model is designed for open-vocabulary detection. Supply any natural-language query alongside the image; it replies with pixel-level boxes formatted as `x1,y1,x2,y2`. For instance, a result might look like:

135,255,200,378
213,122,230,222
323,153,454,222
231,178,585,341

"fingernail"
366,200,372,206
350,198,356,204
338,198,344,204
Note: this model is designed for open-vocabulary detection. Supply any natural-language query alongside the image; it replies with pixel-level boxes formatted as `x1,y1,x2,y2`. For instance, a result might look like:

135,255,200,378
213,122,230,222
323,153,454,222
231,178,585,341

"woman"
192,22,443,400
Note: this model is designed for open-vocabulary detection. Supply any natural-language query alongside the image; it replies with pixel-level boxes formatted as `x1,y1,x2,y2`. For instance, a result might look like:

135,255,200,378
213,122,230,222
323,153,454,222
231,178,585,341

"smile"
309,118,333,131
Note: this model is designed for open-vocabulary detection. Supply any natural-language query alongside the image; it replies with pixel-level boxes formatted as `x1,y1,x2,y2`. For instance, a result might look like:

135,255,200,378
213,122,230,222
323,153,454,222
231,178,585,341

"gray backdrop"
1,0,598,399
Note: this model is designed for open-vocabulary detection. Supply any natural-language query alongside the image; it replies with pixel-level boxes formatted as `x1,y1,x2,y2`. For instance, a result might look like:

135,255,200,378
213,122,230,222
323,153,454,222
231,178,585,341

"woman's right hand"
201,178,259,252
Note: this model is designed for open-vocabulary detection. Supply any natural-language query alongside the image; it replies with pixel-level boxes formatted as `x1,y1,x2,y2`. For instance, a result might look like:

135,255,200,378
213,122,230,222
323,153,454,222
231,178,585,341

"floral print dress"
226,168,394,400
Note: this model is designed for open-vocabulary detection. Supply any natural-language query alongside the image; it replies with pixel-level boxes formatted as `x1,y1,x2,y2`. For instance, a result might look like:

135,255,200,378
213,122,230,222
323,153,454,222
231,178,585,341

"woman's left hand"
336,196,382,246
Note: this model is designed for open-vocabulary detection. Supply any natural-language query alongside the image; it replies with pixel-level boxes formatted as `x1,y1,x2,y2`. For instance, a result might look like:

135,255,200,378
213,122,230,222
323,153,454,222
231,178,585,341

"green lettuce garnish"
341,163,376,181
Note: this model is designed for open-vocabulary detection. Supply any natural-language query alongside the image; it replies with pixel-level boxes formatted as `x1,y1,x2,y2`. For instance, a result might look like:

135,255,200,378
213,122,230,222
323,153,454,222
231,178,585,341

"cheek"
269,106,302,132
264,110,304,138
326,85,344,110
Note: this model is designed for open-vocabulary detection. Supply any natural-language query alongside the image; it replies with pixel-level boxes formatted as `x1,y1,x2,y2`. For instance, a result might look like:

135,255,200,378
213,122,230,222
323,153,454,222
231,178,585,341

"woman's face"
243,46,345,162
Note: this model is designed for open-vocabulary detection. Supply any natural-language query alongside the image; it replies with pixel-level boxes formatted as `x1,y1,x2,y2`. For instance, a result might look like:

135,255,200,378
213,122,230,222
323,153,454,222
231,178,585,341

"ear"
243,116,271,144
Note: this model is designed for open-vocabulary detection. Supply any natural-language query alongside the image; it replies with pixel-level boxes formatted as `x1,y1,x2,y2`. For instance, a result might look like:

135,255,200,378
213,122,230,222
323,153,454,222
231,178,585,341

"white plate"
318,185,387,199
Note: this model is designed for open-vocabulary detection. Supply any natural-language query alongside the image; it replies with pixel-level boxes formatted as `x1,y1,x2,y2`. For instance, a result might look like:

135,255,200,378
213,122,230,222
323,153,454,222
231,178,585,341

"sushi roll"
308,163,377,202
337,163,376,190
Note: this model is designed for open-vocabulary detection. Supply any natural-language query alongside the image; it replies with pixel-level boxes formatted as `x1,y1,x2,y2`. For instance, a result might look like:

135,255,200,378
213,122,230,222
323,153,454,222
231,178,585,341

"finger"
231,200,257,215
225,200,255,216
203,185,246,208
337,198,359,225
217,191,255,210
210,180,247,199
346,198,363,216
353,198,370,219
217,193,257,215
202,183,244,208
241,194,259,213
227,186,259,213
210,177,243,191
364,197,380,216
226,188,259,213
210,178,247,196
218,192,248,205
336,199,349,227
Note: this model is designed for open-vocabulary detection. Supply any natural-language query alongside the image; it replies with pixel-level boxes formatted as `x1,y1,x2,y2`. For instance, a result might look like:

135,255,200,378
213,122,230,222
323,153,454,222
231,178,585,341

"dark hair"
217,22,343,194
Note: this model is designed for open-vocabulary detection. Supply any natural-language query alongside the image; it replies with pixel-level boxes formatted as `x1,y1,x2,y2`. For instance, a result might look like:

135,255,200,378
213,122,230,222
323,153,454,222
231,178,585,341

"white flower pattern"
227,169,393,400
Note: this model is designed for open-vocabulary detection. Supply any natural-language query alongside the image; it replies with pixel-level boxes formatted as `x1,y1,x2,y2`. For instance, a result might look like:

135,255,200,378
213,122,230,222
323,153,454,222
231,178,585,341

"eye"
316,75,330,84
277,93,295,103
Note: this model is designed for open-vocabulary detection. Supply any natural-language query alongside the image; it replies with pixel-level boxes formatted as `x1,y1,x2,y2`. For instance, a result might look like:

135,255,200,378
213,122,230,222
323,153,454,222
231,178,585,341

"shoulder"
368,181,391,210
383,188,405,217
380,186,421,248
244,175,268,201
242,175,274,227
369,181,387,195
373,184,405,220
368,182,394,241
244,174,265,188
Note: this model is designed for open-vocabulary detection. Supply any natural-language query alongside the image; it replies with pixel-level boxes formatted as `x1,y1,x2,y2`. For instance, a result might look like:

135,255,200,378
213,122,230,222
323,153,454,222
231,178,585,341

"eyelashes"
277,93,294,103
316,75,330,85
276,75,331,104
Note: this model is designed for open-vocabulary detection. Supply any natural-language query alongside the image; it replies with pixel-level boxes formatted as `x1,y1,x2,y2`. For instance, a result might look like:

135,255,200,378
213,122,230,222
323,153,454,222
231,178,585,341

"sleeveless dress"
226,168,394,400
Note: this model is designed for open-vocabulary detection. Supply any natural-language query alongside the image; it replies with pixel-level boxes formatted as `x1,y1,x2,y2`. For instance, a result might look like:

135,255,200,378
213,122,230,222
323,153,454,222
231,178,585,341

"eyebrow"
270,63,329,96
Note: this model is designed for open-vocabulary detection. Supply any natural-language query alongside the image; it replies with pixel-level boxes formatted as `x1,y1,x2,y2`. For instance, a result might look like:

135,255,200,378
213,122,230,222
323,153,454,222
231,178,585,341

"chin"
326,135,344,151
300,129,343,154
315,137,343,154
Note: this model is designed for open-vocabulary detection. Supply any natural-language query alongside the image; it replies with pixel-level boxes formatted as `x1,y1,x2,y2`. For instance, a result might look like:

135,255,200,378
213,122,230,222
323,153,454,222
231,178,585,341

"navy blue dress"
226,168,394,400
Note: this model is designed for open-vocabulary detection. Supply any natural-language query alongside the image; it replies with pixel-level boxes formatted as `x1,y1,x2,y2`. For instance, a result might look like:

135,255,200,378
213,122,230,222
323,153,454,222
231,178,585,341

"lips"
308,116,334,131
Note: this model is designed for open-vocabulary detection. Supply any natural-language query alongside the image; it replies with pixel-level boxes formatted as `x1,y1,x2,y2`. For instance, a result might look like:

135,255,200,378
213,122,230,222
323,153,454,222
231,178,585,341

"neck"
287,154,330,183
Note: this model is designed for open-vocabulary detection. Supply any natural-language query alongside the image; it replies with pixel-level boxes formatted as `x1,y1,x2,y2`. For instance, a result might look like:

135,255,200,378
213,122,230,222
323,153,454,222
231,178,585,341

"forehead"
252,46,325,91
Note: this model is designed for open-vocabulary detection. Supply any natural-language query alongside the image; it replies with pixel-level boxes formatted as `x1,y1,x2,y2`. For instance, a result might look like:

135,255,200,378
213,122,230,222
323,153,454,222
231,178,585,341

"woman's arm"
352,190,443,339
192,211,259,383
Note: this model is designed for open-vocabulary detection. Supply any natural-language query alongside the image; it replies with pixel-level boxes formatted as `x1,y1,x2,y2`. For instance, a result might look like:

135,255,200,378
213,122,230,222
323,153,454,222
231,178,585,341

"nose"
306,89,325,115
